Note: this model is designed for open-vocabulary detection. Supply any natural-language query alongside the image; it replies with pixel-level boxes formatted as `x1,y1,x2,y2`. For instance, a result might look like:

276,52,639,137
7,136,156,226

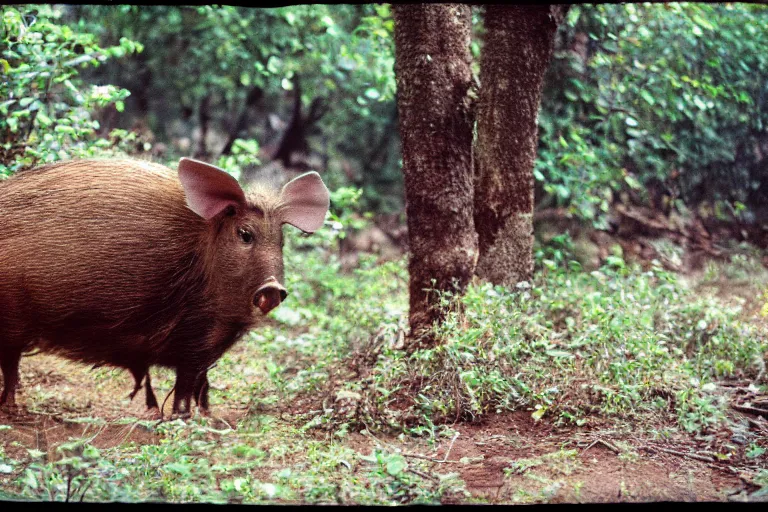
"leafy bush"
1,5,141,176
538,3,768,223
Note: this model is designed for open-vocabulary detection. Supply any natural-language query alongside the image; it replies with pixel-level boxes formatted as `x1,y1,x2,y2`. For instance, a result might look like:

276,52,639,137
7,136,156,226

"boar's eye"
238,227,254,244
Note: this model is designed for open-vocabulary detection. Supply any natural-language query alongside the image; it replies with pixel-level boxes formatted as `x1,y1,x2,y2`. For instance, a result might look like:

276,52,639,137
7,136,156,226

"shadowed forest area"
1,3,768,503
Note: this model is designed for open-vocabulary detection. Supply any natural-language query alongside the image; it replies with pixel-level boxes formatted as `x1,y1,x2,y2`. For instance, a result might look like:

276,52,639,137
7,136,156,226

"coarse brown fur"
0,158,297,415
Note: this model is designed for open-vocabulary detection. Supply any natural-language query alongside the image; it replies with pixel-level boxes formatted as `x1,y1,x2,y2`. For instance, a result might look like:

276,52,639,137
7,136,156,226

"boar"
0,157,329,416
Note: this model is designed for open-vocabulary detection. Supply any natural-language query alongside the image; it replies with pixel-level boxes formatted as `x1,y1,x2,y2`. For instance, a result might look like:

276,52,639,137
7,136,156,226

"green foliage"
534,233,582,274
538,3,768,223
69,5,399,205
215,138,261,181
11,4,768,219
3,414,465,504
17,439,142,502
0,5,140,176
74,5,394,112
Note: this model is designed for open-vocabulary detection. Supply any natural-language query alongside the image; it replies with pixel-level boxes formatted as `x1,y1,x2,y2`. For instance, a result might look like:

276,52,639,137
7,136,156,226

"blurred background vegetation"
4,3,768,226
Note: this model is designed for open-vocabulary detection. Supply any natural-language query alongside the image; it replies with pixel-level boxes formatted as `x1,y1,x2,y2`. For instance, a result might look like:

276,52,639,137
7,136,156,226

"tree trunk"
393,4,477,346
474,5,569,286
272,75,305,167
194,94,211,159
220,86,263,157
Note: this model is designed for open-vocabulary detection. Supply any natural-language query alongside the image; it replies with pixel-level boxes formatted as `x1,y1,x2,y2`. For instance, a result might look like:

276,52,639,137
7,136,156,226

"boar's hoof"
0,403,20,415
169,411,192,421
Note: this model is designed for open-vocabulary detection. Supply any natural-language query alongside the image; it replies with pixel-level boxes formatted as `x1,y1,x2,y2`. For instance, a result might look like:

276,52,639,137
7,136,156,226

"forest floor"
0,357,765,503
1,219,768,503
1,310,766,503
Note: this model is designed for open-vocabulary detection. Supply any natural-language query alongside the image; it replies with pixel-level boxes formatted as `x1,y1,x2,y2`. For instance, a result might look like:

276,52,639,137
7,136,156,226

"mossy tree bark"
393,4,477,346
474,5,569,286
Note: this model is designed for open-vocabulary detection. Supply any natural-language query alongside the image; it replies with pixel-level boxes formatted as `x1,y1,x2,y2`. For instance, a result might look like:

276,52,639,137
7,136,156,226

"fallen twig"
361,427,399,452
645,445,716,463
403,431,461,464
714,380,754,388
402,452,460,464
408,468,439,482
746,417,768,433
731,404,768,418
582,438,621,455
705,462,740,475
441,431,460,462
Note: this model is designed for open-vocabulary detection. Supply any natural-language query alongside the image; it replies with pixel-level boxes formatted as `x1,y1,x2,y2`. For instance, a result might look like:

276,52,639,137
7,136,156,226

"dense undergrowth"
260,224,767,439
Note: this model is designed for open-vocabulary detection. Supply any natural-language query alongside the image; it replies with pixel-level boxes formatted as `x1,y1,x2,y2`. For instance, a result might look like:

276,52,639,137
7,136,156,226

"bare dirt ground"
410,413,754,503
2,351,766,503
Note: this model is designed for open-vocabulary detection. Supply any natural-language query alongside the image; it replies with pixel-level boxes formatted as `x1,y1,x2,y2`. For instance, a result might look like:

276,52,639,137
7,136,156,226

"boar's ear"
278,171,330,233
178,158,246,220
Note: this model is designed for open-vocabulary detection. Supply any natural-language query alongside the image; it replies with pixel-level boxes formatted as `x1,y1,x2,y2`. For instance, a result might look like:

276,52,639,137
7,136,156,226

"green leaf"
165,462,193,476
624,175,642,189
639,90,655,106
266,56,282,74
26,449,46,459
532,406,547,421
546,350,575,359
21,469,38,490
385,455,407,476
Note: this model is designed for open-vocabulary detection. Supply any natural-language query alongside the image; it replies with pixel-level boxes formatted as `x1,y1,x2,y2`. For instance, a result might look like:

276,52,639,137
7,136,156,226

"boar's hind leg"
144,370,159,409
128,366,159,410
0,348,22,408
128,367,143,401
193,373,210,415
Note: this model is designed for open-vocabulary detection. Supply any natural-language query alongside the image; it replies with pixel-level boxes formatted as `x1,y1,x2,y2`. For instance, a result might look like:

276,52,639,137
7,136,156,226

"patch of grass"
504,450,575,505
755,470,768,499
505,449,581,478
1,414,466,504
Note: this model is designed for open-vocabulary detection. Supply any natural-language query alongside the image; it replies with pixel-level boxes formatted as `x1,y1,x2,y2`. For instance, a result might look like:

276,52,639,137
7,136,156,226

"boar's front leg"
0,347,22,410
172,365,207,417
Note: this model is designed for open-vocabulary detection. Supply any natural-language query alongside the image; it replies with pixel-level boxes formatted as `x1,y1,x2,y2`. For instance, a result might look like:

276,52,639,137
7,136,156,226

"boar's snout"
254,277,288,315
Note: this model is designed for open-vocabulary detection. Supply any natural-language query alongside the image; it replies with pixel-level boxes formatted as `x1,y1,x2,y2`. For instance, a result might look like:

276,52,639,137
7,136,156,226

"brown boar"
0,157,329,416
